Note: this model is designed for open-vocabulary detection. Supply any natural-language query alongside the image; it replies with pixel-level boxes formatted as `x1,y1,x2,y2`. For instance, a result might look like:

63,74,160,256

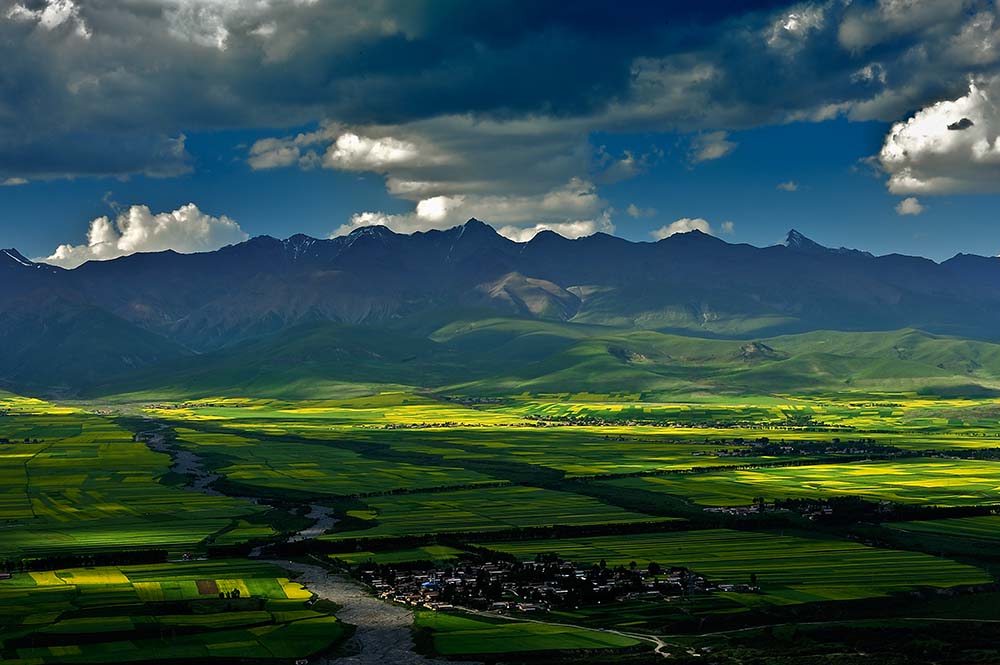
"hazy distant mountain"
6,220,1000,393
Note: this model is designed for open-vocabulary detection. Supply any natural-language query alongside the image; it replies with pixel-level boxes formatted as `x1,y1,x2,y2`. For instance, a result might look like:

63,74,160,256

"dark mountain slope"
7,220,1000,393
0,296,189,390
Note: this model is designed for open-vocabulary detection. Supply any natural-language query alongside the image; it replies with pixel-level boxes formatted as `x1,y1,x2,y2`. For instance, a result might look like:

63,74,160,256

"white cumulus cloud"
879,79,1000,194
332,179,611,241
324,132,424,171
895,196,925,215
495,217,614,243
651,217,714,240
40,203,248,269
777,180,799,191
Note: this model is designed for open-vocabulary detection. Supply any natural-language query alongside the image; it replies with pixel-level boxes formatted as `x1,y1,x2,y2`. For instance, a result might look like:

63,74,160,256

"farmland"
888,515,1000,542
602,458,1000,507
480,529,992,604
0,560,347,664
318,485,675,542
172,427,498,497
0,396,267,559
4,387,1000,663
330,545,466,566
413,610,642,656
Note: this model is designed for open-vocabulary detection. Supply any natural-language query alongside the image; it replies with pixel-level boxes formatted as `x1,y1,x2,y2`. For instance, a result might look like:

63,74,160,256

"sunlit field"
4,388,1000,663
481,529,991,604
0,396,265,559
603,458,1000,506
0,560,346,664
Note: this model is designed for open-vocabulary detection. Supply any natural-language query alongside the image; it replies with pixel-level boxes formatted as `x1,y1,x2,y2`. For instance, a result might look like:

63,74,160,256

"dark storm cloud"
0,0,997,183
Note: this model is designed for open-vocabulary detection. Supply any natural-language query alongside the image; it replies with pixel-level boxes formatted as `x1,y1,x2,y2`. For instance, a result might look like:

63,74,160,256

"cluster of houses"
371,421,564,430
522,413,854,430
356,555,757,614
142,401,246,410
703,502,787,517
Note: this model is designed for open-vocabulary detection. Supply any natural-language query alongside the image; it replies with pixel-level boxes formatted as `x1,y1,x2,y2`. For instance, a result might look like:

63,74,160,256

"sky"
2,0,1000,267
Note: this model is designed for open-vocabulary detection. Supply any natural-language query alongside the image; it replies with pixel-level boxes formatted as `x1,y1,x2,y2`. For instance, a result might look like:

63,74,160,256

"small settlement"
355,555,759,613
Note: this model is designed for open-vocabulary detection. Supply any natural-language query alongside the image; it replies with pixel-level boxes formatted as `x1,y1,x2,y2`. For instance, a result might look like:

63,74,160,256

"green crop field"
414,611,641,656
0,397,267,559
146,392,523,428
887,515,1000,543
173,427,498,497
325,426,796,477
481,529,991,603
330,545,467,565
321,485,674,541
0,560,347,664
602,458,1000,506
5,384,1000,663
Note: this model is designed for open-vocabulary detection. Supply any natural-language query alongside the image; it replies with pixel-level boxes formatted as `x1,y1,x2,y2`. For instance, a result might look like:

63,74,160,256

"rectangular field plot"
321,486,673,541
487,396,1000,451
331,545,466,565
0,560,346,664
887,515,1000,543
174,428,497,496
0,398,264,559
491,399,790,424
481,529,991,603
345,426,792,477
602,458,1000,506
414,611,641,656
148,393,524,428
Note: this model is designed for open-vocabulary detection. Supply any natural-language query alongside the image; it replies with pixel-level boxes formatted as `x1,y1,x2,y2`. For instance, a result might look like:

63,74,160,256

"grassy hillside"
439,321,1000,397
94,318,1000,399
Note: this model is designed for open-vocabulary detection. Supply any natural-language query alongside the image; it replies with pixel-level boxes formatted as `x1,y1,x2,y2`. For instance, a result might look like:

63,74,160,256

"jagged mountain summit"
4,219,1000,391
783,229,874,259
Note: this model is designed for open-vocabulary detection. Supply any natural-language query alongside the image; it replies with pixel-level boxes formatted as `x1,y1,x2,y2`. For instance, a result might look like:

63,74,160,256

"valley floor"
4,389,1000,663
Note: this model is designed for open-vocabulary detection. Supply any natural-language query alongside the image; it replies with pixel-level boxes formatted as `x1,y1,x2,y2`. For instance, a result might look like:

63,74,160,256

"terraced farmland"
603,458,1000,506
481,529,991,603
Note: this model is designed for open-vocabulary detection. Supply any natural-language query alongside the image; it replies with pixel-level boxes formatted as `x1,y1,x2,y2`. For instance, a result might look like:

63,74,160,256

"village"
354,554,759,615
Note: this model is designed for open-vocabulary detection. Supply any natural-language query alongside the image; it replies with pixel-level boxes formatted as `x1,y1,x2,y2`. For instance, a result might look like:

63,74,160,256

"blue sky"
2,1,1000,265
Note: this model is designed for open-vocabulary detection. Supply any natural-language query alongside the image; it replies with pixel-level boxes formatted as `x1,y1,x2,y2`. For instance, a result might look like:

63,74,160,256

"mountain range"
5,220,1000,397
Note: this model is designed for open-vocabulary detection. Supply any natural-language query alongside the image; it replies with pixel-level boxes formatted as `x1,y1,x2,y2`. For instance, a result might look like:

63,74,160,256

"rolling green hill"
100,318,1000,399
